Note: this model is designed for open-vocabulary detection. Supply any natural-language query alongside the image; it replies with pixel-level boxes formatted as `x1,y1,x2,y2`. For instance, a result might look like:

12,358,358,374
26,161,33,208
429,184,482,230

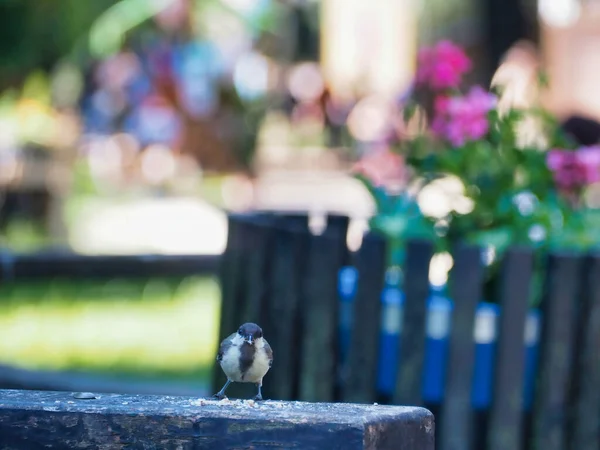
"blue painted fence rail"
337,266,541,410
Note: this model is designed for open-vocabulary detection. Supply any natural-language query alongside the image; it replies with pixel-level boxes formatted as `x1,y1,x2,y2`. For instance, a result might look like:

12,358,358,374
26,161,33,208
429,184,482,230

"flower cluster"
416,40,471,90
414,41,497,147
353,37,600,257
546,146,600,191
431,87,497,147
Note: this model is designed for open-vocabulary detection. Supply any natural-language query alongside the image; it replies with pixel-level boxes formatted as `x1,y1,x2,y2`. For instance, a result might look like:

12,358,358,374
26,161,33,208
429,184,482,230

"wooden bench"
0,389,434,449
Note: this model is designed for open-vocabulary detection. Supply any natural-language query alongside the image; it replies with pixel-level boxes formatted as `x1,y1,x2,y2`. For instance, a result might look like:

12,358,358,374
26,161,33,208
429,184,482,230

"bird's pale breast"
220,344,243,382
219,335,271,383
243,343,271,383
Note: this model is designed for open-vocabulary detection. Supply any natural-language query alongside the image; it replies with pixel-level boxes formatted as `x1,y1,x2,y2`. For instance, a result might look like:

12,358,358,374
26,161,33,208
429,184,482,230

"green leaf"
467,226,514,253
402,103,418,124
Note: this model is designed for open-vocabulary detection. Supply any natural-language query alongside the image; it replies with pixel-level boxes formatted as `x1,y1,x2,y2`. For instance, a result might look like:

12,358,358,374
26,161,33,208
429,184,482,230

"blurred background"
0,0,595,399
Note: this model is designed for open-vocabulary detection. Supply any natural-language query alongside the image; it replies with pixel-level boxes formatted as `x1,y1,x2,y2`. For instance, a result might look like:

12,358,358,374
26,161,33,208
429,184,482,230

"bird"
213,322,273,401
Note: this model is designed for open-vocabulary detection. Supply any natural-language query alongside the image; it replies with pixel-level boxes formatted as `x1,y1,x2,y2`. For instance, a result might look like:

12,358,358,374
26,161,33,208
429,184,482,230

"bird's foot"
253,394,264,401
213,392,227,400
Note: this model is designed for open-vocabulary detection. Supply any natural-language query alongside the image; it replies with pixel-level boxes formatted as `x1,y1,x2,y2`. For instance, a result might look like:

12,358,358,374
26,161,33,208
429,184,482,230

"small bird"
214,322,273,401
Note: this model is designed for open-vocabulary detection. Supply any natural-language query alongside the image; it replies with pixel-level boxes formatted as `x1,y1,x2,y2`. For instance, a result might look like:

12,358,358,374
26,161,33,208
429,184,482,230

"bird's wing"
217,333,237,362
263,339,273,368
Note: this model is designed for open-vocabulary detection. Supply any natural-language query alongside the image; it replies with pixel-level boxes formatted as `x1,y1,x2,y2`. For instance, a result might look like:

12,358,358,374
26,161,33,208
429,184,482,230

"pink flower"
547,150,568,171
546,147,600,191
455,86,497,113
546,150,581,190
576,146,600,184
352,147,406,188
434,96,451,114
416,41,472,90
431,86,497,146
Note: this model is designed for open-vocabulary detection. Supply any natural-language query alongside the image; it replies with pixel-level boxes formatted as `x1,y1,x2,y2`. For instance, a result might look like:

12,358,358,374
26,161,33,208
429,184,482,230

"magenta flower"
431,86,497,147
546,146,600,191
417,41,472,90
576,146,600,184
434,95,451,114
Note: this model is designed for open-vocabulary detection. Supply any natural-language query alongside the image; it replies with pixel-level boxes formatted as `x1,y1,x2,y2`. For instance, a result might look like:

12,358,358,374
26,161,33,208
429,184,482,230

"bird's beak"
245,336,253,345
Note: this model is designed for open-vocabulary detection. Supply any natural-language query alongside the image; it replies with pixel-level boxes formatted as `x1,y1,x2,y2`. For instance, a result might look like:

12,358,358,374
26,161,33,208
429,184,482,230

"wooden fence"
215,212,600,450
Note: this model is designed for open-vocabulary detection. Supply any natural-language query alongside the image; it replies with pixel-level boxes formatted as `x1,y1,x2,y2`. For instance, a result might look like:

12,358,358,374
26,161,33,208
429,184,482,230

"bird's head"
237,322,263,345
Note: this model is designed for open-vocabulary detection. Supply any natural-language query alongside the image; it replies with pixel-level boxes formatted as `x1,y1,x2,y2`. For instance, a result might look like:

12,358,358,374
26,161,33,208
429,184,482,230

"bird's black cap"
237,323,263,340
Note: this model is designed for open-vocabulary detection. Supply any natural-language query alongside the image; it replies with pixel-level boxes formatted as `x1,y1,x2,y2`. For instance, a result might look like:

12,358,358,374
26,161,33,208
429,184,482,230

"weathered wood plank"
531,252,582,450
0,389,435,450
343,232,387,404
569,254,600,450
440,244,484,450
394,239,435,406
487,247,534,450
299,216,349,402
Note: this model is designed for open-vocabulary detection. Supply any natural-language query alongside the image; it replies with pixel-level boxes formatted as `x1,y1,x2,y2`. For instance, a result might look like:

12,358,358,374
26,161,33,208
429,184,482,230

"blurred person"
560,115,600,147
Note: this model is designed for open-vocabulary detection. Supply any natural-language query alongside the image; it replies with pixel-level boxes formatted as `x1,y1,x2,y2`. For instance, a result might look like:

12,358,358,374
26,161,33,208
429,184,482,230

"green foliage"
0,0,118,89
355,174,435,265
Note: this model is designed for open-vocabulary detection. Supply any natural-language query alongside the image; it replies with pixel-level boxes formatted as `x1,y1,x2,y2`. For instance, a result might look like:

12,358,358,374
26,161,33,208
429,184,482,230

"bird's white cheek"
231,334,245,345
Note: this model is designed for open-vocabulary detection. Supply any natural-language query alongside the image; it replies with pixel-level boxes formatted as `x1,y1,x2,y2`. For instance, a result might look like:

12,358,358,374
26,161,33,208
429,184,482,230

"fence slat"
213,213,247,393
394,239,434,406
343,232,387,404
239,217,274,325
531,253,582,450
299,217,349,402
440,244,484,450
487,248,534,450
262,216,310,401
569,255,600,450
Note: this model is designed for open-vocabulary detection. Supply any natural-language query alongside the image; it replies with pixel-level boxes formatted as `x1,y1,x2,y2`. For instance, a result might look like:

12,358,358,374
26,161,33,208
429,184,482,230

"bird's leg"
213,379,232,400
253,381,264,401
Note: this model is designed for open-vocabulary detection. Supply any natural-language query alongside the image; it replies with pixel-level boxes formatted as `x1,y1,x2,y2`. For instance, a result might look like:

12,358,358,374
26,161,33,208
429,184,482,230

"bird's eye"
256,331,262,338
238,328,243,334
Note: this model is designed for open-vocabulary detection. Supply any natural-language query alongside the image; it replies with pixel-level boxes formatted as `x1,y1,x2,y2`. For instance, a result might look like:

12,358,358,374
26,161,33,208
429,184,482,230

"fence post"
343,232,387,404
569,254,600,450
440,244,484,450
394,239,434,406
487,247,534,450
531,252,582,450
299,215,349,402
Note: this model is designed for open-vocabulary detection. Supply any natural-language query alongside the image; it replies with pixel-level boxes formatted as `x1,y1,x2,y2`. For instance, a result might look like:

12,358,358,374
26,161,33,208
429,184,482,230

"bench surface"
0,389,434,450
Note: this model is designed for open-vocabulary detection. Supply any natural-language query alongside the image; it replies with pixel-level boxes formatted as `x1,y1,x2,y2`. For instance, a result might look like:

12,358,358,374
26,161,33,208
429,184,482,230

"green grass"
0,276,221,383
